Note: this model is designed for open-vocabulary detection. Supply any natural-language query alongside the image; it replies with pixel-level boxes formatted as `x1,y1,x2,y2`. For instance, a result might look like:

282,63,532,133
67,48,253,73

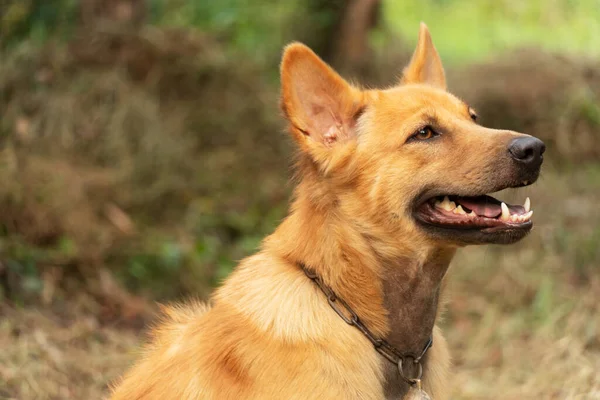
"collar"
299,262,433,389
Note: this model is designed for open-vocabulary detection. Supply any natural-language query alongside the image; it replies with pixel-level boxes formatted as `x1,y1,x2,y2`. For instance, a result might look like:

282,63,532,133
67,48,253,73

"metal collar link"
301,263,433,387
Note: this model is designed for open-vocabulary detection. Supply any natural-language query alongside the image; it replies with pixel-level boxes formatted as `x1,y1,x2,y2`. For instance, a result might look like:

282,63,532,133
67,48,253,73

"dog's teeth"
453,205,466,215
522,210,533,221
468,211,477,217
441,196,455,212
524,197,531,213
500,202,510,221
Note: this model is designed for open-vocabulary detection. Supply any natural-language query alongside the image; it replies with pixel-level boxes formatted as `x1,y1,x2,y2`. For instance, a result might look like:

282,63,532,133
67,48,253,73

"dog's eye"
412,126,438,141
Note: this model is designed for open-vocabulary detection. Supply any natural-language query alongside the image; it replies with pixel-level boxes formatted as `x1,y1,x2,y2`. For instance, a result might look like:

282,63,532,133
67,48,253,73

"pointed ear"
280,43,364,151
401,23,446,90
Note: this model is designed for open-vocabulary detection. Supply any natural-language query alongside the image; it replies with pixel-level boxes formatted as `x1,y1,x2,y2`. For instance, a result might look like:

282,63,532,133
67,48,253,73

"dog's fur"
110,24,541,399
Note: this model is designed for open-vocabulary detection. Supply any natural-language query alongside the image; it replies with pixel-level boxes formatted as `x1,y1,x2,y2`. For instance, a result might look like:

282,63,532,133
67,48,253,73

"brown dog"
110,23,544,399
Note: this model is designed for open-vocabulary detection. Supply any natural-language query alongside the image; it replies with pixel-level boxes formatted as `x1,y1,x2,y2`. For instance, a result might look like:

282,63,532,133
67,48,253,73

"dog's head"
280,24,544,247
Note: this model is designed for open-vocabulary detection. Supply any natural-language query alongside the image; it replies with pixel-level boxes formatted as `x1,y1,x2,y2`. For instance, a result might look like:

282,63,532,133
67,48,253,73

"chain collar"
300,262,433,388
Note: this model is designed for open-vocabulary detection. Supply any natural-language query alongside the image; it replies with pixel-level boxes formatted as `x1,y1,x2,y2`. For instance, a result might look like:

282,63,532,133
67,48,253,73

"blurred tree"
296,0,381,78
331,0,381,77
296,0,347,61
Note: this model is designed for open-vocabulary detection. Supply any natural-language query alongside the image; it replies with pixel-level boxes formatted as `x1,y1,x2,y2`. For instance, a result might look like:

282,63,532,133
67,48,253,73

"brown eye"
413,126,437,141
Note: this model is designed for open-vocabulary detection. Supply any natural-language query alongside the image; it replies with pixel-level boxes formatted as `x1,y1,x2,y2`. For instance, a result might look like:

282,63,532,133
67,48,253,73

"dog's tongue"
455,196,501,218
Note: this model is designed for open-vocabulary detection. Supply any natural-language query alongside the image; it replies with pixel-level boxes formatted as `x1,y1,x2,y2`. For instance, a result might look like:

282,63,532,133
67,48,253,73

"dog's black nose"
508,137,545,167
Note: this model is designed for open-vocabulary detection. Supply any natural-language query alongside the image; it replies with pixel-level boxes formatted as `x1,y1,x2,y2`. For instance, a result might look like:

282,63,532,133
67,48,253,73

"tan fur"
111,24,531,399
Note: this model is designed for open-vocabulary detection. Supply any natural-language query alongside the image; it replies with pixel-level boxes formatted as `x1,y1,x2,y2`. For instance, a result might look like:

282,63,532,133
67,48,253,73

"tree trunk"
296,0,381,79
331,0,381,78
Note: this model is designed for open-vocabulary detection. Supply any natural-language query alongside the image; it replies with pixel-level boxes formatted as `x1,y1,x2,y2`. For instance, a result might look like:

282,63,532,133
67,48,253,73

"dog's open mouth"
416,194,533,230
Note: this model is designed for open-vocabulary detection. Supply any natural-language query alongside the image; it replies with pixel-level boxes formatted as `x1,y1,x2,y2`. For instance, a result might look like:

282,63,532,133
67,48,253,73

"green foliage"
113,199,286,299
149,0,301,64
0,236,78,302
6,0,600,66
575,90,600,128
383,0,600,64
1,0,77,46
532,276,554,323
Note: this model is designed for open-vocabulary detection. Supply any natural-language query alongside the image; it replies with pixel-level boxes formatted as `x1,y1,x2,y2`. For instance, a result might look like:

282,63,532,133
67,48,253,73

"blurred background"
0,0,598,398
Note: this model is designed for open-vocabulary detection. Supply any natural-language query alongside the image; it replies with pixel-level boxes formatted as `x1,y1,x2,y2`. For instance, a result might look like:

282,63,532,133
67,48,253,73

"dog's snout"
508,137,545,167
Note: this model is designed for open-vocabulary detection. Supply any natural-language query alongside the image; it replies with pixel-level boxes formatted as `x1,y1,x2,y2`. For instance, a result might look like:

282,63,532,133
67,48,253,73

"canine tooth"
522,210,533,220
524,197,531,213
453,205,466,215
500,202,510,221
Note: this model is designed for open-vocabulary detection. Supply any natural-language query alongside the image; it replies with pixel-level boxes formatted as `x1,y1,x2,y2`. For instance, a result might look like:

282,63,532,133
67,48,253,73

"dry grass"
0,301,140,399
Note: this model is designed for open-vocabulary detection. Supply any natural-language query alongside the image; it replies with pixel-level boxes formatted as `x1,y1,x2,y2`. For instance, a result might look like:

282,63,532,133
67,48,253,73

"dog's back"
111,254,384,399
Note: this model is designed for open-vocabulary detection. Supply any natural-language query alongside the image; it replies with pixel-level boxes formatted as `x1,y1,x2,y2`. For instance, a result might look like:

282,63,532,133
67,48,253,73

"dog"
110,23,544,399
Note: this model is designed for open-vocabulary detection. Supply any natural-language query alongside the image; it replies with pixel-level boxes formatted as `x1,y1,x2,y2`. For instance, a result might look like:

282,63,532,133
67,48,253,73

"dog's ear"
280,43,364,152
401,23,446,90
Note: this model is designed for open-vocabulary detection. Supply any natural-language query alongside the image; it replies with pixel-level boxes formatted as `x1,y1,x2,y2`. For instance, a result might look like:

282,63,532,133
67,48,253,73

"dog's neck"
267,185,453,398
266,179,455,353
379,249,453,351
